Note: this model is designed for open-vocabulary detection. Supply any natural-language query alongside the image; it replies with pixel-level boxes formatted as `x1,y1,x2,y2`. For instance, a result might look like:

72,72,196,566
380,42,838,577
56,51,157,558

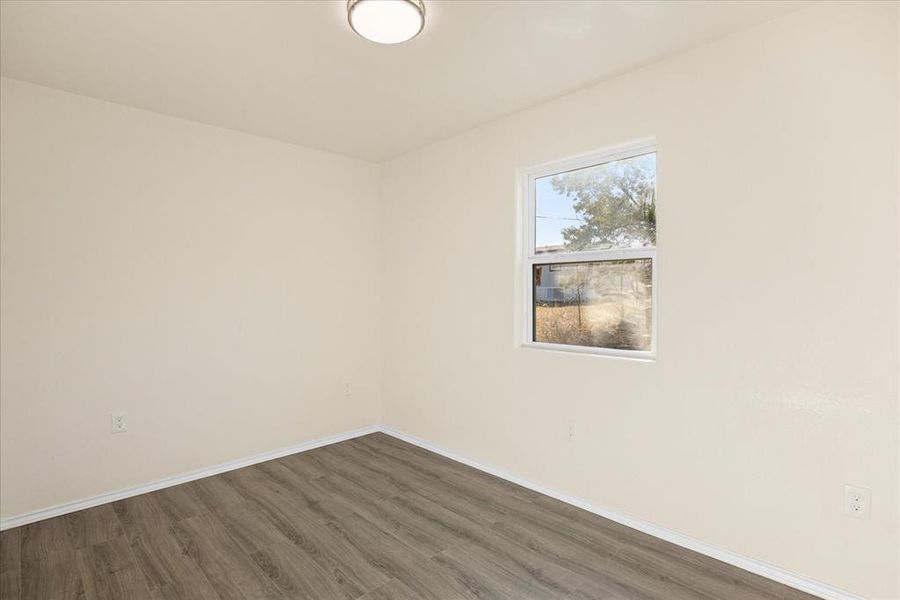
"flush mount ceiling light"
348,0,425,44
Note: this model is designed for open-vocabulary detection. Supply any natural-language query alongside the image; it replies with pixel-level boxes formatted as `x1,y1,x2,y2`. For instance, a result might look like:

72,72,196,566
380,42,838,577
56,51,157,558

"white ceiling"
0,1,809,161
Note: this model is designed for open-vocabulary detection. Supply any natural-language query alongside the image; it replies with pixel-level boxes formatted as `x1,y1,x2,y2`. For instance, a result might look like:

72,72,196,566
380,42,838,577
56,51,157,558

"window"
523,140,657,358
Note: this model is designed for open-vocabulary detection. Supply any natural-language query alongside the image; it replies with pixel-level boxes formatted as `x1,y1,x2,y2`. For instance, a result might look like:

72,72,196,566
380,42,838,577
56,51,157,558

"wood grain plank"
150,485,207,523
0,569,21,600
181,475,246,511
65,505,123,550
245,490,392,595
149,574,221,600
358,578,425,600
20,516,77,564
76,538,153,600
249,540,347,599
168,512,290,599
112,494,173,542
324,512,485,600
273,450,329,482
128,528,207,591
1,528,21,573
20,557,85,600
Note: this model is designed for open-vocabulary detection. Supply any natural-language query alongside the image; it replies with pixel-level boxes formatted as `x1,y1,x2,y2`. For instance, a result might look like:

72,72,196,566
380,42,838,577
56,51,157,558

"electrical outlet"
343,381,352,397
567,424,576,442
844,485,871,519
110,412,127,434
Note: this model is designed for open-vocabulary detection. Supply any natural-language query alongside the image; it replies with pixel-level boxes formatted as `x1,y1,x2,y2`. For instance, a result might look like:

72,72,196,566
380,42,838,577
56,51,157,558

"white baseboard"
0,423,869,600
0,424,379,531
379,426,866,600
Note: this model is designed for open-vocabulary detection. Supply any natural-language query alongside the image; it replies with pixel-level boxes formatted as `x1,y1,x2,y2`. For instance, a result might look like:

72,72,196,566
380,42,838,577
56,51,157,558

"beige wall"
0,78,382,518
380,3,898,598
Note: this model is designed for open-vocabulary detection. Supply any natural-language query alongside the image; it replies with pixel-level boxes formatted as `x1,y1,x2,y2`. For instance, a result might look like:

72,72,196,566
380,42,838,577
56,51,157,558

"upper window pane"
535,152,656,254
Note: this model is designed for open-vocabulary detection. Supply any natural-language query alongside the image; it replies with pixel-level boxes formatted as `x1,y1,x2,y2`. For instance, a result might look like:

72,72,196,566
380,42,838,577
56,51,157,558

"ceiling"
0,1,809,161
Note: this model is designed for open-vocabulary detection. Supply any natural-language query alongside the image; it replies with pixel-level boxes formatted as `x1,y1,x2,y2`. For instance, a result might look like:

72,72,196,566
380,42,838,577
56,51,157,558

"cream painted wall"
0,78,382,518
380,3,898,599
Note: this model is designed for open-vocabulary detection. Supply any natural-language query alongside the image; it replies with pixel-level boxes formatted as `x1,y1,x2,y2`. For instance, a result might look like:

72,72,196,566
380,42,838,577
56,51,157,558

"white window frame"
521,139,658,360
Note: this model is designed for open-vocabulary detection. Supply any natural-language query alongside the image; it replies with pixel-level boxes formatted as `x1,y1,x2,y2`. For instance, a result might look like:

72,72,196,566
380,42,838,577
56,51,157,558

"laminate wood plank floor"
0,433,819,600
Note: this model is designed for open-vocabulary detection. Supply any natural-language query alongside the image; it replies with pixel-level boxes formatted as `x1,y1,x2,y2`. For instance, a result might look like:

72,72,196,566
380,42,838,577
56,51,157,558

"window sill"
520,341,656,362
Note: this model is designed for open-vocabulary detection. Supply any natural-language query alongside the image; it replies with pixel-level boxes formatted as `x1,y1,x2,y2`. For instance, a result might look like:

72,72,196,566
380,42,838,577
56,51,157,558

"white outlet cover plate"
844,484,871,519
110,413,127,434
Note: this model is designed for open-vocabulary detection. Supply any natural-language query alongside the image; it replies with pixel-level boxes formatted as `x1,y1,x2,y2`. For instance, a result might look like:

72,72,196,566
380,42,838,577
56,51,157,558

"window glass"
533,259,652,351
535,152,656,254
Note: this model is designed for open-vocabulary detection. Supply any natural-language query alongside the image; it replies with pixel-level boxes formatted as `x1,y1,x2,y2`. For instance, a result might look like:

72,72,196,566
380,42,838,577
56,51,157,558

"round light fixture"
347,0,425,45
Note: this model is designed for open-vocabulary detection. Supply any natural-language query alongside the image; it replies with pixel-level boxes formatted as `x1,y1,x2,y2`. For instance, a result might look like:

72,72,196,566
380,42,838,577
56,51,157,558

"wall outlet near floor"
110,412,127,434
343,381,352,397
567,424,576,442
844,485,871,519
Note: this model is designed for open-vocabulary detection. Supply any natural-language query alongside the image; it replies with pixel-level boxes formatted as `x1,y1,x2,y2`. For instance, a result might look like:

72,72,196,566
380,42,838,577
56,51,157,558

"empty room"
0,1,897,599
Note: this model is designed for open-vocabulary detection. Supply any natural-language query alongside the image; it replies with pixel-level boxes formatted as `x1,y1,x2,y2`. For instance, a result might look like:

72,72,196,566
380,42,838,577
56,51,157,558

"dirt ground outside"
534,298,651,350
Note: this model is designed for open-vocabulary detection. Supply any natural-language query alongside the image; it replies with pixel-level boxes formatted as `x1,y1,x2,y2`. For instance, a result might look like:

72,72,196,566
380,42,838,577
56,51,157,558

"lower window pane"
533,258,652,351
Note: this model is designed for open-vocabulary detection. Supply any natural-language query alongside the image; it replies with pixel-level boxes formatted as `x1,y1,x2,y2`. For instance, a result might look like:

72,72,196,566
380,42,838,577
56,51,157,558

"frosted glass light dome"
348,0,425,45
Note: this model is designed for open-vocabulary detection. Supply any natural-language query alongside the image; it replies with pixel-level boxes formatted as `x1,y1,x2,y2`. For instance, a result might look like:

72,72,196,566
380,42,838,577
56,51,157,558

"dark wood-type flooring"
0,432,818,599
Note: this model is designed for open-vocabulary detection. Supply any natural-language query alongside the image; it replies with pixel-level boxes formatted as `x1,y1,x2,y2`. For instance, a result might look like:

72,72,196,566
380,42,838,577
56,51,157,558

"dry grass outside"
535,299,651,350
